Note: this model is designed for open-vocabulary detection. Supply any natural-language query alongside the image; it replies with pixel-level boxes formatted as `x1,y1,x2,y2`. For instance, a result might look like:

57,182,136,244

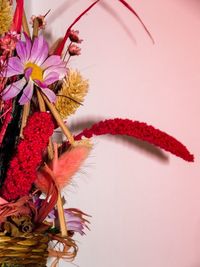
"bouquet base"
0,232,49,267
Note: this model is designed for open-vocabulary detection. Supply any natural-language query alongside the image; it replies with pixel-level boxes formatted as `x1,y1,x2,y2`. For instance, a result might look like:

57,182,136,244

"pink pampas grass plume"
35,140,92,193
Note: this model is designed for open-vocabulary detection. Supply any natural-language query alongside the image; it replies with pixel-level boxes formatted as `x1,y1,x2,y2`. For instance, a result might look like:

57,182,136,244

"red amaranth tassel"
1,112,54,201
11,0,24,33
74,118,194,162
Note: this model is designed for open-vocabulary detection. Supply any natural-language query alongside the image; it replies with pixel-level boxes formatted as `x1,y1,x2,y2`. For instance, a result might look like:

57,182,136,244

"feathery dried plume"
56,70,89,119
0,0,12,36
35,139,92,193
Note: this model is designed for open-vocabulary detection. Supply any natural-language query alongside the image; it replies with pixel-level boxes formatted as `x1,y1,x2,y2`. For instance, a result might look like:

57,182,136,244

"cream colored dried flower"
72,138,93,149
0,0,12,36
56,70,89,119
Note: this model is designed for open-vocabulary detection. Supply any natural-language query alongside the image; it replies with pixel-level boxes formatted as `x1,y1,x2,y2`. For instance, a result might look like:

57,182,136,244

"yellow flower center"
25,62,43,81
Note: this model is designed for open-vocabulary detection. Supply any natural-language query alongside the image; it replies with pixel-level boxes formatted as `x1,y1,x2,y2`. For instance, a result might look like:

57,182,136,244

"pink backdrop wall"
29,1,200,266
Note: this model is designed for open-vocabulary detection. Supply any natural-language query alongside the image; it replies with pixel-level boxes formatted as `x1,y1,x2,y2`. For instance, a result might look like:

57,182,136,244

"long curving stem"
41,92,74,144
37,90,69,237
19,11,31,137
19,103,30,138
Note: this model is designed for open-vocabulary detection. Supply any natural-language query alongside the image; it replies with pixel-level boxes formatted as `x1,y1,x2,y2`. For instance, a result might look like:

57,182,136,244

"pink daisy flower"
1,34,67,104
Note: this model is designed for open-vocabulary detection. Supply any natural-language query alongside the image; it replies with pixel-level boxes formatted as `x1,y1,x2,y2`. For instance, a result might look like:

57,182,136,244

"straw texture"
0,232,49,266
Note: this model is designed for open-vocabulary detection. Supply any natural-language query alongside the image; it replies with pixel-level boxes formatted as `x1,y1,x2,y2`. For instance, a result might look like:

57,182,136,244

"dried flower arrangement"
0,0,194,266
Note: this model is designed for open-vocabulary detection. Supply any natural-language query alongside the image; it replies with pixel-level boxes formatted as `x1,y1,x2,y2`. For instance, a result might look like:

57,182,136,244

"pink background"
29,1,200,266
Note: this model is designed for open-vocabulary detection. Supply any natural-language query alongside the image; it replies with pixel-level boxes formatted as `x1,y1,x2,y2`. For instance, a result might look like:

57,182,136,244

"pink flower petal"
43,65,67,80
2,78,26,101
43,72,59,85
30,35,48,64
41,88,56,103
24,33,32,60
4,57,24,77
29,36,39,62
18,80,34,105
41,55,63,69
35,39,49,65
24,67,32,81
67,223,84,234
16,40,27,63
57,67,67,79
34,79,47,88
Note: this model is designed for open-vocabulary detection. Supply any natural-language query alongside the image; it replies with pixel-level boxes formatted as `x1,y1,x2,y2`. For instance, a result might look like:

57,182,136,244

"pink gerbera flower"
1,34,67,104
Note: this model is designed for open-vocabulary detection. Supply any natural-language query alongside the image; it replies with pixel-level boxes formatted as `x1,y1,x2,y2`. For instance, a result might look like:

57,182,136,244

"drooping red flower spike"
55,0,153,56
74,118,194,162
1,112,54,201
11,0,24,33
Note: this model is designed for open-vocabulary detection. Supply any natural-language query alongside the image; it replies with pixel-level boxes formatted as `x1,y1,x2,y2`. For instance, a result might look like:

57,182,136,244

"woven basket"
0,232,50,267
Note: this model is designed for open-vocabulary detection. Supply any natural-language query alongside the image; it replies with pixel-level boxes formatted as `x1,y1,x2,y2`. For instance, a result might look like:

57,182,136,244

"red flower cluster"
75,118,194,162
1,112,54,201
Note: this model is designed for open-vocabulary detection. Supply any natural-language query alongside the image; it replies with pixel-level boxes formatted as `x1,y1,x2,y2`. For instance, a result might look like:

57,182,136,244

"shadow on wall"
98,1,137,44
47,0,80,25
45,0,138,45
24,0,32,18
177,0,200,17
69,117,169,163
42,0,80,45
